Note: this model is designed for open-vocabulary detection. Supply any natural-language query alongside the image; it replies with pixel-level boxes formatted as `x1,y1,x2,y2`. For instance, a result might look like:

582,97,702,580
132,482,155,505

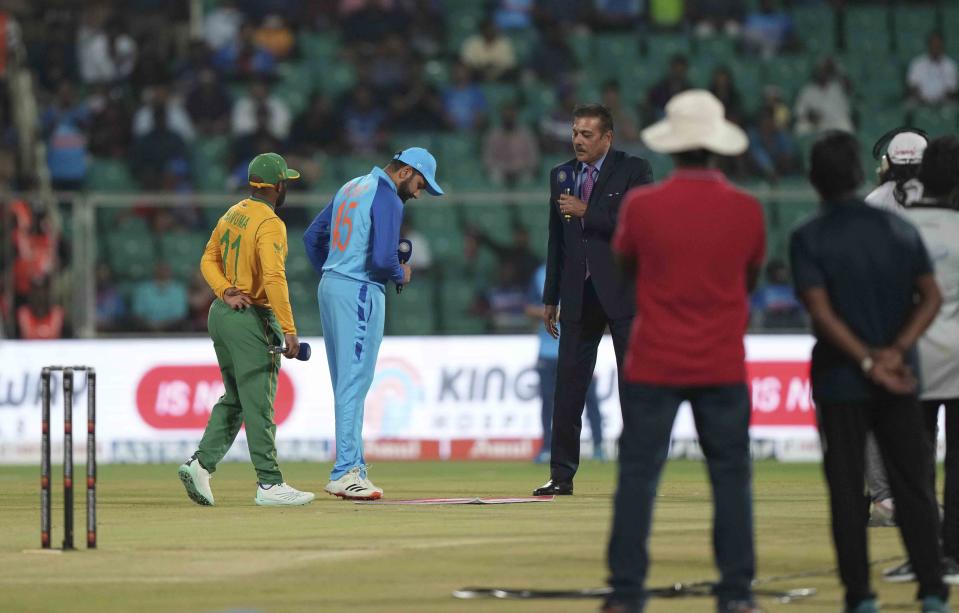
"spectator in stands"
460,18,517,82
131,34,173,93
388,62,444,133
29,9,76,93
709,66,744,125
442,61,488,132
13,207,59,304
750,259,804,330
175,40,216,95
794,57,854,136
536,0,591,30
77,11,137,85
742,0,797,58
87,87,133,159
528,21,579,85
493,0,534,30
231,107,283,186
908,31,958,107
648,0,685,30
290,93,343,156
254,14,295,60
185,68,233,136
688,0,745,38
17,277,65,340
472,261,530,333
343,85,388,155
407,0,447,59
602,80,641,150
232,79,291,140
539,84,578,154
95,262,127,333
748,108,800,182
42,81,90,191
590,0,644,32
761,85,791,131
644,54,692,122
483,102,540,187
212,22,276,81
203,0,244,52
469,223,541,289
370,34,414,95
130,106,190,189
132,261,188,333
187,271,213,333
133,84,196,142
341,0,410,51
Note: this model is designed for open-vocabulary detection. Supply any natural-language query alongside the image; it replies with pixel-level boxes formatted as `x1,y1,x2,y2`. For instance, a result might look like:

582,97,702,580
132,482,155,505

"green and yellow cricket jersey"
200,197,296,334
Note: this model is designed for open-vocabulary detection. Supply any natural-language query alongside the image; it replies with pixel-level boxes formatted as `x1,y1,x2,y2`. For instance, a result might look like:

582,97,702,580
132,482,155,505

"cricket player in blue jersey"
303,148,443,500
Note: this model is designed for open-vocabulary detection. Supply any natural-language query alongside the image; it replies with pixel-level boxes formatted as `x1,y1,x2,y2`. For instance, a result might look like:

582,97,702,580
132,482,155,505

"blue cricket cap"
394,147,444,196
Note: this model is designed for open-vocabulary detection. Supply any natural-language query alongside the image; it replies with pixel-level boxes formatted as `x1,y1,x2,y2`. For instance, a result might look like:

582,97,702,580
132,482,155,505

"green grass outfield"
0,460,928,612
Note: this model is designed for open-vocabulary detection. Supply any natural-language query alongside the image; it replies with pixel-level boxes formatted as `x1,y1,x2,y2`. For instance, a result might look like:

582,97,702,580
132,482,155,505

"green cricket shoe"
178,456,215,506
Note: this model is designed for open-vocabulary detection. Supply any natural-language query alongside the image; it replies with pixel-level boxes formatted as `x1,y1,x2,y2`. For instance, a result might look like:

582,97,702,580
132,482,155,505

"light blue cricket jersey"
304,166,405,289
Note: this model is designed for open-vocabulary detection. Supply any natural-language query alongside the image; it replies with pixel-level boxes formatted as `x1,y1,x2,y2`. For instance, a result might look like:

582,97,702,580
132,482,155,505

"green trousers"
196,299,284,485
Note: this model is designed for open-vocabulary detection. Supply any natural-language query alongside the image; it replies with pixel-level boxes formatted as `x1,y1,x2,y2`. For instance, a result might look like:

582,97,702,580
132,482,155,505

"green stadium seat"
107,229,157,281
191,136,229,173
87,158,139,192
298,33,338,63
424,59,449,88
505,30,537,63
761,55,812,101
844,6,890,55
439,276,486,334
726,60,763,115
893,5,936,60
910,106,959,138
792,5,836,54
643,33,691,66
386,282,437,335
481,82,521,114
595,34,643,80
158,232,205,279
947,7,959,58
570,32,593,65
320,62,355,97
694,37,738,66
275,61,313,116
195,163,230,193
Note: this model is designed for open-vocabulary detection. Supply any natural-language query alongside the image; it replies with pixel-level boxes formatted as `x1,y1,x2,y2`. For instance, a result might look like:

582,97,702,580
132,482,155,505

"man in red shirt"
604,90,765,613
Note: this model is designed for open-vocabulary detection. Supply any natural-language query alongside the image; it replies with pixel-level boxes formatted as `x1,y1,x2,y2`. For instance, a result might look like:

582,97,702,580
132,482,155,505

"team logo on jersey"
274,242,284,254
557,169,569,184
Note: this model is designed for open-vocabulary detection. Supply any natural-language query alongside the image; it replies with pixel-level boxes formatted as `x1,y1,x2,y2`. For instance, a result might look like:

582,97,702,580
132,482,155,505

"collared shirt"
908,53,958,104
575,150,608,200
613,168,766,385
789,198,933,403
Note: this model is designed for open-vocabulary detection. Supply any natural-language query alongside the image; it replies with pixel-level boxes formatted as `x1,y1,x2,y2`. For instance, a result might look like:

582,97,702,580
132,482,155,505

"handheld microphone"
268,342,311,361
397,238,412,294
555,165,575,223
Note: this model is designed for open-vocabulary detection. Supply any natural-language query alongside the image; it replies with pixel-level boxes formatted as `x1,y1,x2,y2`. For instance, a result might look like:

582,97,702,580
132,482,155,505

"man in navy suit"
533,103,653,496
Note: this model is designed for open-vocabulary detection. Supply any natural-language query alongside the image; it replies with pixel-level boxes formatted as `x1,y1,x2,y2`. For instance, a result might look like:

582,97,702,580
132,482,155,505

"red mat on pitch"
354,495,555,505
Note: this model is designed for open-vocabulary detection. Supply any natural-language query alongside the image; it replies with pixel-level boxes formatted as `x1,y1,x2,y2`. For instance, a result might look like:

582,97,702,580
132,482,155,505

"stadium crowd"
1,0,957,339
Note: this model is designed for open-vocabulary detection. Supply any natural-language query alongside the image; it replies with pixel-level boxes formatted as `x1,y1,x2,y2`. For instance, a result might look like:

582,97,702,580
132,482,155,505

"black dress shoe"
532,479,573,496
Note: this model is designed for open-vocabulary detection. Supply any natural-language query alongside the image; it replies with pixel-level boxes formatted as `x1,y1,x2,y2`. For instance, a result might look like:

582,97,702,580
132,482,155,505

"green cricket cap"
248,152,300,188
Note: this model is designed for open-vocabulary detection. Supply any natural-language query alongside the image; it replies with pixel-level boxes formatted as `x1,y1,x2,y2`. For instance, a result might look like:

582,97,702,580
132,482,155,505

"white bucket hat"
641,89,748,156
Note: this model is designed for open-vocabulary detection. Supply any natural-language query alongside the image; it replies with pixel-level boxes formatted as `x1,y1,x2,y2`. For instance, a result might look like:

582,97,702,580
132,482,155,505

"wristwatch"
860,355,875,374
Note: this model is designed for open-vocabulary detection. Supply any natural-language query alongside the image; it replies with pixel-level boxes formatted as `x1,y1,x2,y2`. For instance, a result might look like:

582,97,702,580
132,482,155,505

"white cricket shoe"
255,482,316,506
324,467,382,500
362,474,384,497
178,455,215,506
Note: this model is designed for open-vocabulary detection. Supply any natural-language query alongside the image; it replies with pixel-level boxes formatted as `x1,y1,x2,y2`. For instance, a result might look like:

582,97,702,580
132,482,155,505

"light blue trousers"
318,274,385,481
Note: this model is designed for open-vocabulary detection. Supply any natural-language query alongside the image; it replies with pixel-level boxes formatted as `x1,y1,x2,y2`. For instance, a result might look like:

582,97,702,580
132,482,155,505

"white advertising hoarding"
0,335,819,464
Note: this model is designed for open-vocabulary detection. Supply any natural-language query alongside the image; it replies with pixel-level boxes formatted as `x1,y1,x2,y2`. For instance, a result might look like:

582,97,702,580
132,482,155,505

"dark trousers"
537,357,602,453
607,382,755,610
924,399,959,560
818,395,947,608
551,280,631,482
